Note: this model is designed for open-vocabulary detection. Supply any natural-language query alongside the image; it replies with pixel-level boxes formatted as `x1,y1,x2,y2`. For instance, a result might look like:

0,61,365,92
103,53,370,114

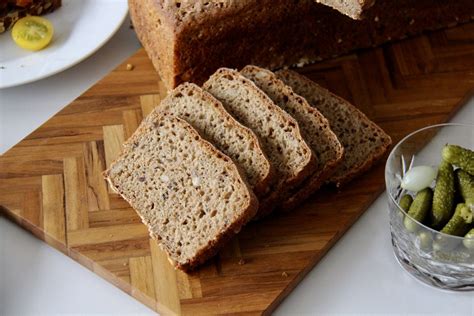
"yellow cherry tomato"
11,16,54,51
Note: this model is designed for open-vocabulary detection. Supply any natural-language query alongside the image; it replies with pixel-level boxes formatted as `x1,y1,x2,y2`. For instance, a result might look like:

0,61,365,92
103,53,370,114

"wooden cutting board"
1,23,474,315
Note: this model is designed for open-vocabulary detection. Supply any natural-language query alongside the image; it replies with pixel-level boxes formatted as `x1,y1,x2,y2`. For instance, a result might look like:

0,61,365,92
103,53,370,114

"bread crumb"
238,258,246,265
282,272,288,277
409,19,415,25
374,16,379,22
126,63,135,71
337,38,343,44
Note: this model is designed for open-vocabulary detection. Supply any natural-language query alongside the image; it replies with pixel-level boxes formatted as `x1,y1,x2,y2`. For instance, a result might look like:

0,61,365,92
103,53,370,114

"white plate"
0,0,128,89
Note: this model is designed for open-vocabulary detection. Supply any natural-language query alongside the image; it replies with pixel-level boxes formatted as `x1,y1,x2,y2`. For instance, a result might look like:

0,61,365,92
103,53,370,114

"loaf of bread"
314,0,374,19
241,66,344,210
203,68,316,217
104,111,258,271
0,0,62,33
157,83,273,197
277,70,392,187
128,0,474,90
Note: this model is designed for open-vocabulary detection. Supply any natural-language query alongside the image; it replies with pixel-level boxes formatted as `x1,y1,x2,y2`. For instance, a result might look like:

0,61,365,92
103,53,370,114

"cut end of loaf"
104,112,258,270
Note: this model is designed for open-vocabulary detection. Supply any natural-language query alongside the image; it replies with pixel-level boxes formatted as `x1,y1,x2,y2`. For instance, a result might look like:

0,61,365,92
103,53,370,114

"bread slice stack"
276,69,392,187
203,68,317,217
104,66,391,270
157,83,274,198
240,66,344,210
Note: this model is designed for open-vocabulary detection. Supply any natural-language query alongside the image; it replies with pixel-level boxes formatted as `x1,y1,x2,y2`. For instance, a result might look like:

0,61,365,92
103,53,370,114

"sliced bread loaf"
203,68,316,217
241,65,344,210
276,70,392,187
157,83,273,197
104,112,258,271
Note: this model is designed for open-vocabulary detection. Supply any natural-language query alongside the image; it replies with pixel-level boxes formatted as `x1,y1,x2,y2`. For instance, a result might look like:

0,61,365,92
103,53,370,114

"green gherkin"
404,188,432,232
399,194,413,212
440,203,472,237
442,145,474,176
431,160,456,229
456,169,474,208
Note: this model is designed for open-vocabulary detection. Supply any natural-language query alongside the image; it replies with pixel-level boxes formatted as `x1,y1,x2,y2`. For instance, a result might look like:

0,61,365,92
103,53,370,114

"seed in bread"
104,112,258,271
157,82,273,197
276,69,392,187
241,65,344,210
203,68,316,217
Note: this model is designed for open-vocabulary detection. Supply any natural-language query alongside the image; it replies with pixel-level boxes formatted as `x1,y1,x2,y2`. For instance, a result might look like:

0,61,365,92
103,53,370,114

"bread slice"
157,83,273,197
203,68,316,217
241,65,344,210
314,0,375,19
204,68,316,218
276,69,392,187
104,112,258,271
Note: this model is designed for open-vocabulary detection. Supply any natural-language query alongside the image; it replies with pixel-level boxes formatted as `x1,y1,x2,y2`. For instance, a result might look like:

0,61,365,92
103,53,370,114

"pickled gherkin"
456,169,474,208
404,188,433,232
440,203,472,237
399,194,413,212
431,160,455,229
463,229,474,250
442,145,474,176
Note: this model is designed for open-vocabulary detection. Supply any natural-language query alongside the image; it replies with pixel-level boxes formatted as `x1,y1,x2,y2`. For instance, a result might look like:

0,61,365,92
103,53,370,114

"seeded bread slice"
203,68,316,217
277,70,392,187
241,66,344,210
157,83,273,197
104,112,258,271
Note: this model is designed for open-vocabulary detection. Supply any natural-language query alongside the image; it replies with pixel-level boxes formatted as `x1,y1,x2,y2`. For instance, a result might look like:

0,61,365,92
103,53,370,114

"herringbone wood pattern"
1,23,474,315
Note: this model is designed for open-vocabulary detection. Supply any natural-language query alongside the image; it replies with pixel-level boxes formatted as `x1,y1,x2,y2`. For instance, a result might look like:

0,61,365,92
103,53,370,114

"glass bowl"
385,123,474,291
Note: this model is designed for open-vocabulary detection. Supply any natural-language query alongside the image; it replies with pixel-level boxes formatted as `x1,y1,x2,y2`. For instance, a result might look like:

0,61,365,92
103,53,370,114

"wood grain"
1,23,474,315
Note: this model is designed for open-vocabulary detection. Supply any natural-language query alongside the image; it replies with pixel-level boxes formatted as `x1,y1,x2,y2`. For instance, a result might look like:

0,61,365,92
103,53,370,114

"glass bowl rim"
385,122,474,241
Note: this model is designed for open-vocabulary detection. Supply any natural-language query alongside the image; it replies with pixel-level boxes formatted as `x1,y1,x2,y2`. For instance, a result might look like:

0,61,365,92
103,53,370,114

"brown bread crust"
129,0,474,90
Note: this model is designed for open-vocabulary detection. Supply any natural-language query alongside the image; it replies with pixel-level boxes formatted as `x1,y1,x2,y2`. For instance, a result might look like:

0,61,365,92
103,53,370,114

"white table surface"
1,16,474,316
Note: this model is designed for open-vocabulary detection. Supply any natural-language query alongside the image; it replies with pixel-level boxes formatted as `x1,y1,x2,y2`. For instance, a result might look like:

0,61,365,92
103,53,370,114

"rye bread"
203,68,316,217
104,111,258,271
157,82,273,197
276,69,392,187
241,65,344,210
129,0,474,90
